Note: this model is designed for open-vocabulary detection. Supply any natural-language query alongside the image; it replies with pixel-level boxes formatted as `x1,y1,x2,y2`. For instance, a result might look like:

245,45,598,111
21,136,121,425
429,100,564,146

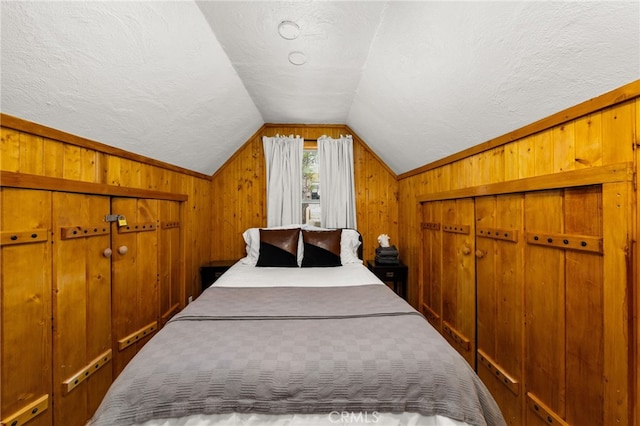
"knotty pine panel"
636,97,640,423
110,197,159,378
400,82,638,424
601,181,633,425
398,84,638,311
0,122,212,303
573,112,603,169
602,101,635,164
440,198,476,367
209,125,399,269
475,194,525,426
419,201,443,330
524,190,566,420
0,188,53,426
158,200,182,326
52,192,112,426
563,186,604,425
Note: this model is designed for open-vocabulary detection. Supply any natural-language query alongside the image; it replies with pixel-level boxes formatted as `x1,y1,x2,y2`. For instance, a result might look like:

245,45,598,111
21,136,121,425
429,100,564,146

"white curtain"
263,134,303,227
318,135,357,228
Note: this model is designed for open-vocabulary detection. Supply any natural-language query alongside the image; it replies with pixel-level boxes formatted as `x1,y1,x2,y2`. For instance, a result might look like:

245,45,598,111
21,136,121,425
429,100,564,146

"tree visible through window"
302,148,320,226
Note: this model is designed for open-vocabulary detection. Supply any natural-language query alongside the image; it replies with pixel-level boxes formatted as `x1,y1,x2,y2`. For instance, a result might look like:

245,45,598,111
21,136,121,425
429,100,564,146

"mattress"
89,263,504,426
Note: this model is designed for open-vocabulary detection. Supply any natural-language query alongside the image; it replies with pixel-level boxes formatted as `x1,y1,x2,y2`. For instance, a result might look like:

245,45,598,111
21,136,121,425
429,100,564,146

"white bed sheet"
138,412,469,426
212,261,386,288
141,263,471,426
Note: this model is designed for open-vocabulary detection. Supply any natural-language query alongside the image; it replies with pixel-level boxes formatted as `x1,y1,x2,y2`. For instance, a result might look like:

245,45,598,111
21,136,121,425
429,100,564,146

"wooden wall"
397,80,639,423
397,81,639,307
0,114,212,300
209,124,399,265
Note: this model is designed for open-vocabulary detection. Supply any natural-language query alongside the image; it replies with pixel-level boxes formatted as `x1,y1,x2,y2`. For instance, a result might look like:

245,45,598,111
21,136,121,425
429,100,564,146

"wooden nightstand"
200,260,237,291
367,259,408,300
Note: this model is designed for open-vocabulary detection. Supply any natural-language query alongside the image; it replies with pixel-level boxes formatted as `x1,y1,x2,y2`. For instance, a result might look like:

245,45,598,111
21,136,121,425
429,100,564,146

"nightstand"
200,260,237,291
367,259,408,300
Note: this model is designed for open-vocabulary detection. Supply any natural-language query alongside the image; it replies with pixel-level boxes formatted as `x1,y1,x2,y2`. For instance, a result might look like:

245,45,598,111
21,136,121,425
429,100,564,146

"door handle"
118,246,129,255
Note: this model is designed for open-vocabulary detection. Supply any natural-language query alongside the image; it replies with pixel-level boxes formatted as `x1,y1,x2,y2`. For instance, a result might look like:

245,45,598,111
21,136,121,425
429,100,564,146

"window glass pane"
302,150,320,226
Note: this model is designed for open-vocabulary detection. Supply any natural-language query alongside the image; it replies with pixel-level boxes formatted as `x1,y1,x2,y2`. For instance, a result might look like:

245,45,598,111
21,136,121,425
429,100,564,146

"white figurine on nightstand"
377,234,391,247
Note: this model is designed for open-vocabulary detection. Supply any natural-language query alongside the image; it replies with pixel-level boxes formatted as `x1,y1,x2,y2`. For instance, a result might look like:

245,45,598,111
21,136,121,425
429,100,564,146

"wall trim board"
0,113,211,181
399,79,640,180
416,162,633,202
0,171,188,201
263,123,346,129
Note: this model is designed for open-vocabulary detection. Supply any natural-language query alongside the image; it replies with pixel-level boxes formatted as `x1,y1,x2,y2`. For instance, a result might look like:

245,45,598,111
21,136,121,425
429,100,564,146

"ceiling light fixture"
288,51,307,66
278,21,300,40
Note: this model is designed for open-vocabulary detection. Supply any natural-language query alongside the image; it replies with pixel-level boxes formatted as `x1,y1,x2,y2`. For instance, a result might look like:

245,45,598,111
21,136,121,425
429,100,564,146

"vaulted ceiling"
2,1,638,176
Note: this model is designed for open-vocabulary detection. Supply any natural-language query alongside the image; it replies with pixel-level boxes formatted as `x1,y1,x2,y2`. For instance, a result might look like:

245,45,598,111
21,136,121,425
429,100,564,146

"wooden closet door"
475,194,524,425
52,192,112,426
111,198,159,377
524,189,566,426
1,189,52,426
524,184,630,426
420,201,443,331
158,200,183,326
440,198,476,366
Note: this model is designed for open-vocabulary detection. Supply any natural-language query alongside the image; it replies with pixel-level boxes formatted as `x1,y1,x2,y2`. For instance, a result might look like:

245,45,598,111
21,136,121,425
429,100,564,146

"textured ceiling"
2,1,639,176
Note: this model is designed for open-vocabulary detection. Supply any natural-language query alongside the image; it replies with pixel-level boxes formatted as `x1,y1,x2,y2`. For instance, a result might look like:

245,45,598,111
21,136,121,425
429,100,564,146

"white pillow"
301,224,362,265
240,225,304,266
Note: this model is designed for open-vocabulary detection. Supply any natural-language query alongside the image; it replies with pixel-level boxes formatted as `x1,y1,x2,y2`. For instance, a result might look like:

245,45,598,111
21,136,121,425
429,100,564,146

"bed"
89,227,505,426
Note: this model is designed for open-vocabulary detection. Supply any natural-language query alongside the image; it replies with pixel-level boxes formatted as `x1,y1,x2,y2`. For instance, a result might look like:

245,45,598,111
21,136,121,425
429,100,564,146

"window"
302,146,320,226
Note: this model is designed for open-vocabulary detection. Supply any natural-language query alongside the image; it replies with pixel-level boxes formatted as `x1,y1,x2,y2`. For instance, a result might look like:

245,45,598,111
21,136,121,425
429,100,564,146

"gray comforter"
89,284,505,426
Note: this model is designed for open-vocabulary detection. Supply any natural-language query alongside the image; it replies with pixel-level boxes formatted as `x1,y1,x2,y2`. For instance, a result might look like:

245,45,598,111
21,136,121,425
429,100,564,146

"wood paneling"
52,192,112,425
397,79,640,180
158,201,182,326
1,117,207,425
440,198,475,366
209,124,399,274
401,81,638,424
420,201,443,330
401,87,637,311
476,194,524,425
523,190,566,421
0,118,211,302
111,198,159,377
0,188,52,426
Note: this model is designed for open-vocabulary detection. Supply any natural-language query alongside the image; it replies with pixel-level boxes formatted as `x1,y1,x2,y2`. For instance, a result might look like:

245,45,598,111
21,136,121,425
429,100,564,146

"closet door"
111,198,159,377
475,194,524,425
158,200,183,326
52,192,112,426
523,184,630,426
440,198,476,366
420,201,443,331
1,189,52,426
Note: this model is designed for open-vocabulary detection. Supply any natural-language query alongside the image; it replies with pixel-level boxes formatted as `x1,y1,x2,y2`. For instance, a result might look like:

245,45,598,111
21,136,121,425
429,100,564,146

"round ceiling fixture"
278,21,300,40
288,51,307,66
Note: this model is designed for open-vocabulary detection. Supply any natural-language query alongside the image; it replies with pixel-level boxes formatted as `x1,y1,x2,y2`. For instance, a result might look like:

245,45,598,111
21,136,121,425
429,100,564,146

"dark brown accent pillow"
301,229,342,267
256,228,300,267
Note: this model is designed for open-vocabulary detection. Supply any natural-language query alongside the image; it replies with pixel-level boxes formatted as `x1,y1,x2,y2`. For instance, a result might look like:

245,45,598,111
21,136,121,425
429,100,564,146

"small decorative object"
375,234,399,265
377,233,391,247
